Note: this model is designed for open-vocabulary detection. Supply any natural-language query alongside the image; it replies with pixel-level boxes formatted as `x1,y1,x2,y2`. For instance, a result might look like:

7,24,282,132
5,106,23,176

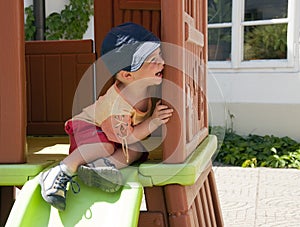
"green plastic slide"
6,168,143,227
6,135,217,226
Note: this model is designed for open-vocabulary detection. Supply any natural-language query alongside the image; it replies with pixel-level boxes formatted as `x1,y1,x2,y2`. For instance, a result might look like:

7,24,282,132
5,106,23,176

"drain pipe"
33,0,45,40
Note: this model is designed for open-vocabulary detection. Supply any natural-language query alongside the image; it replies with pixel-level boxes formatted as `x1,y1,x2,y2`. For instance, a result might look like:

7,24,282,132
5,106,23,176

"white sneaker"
39,164,80,211
78,158,123,193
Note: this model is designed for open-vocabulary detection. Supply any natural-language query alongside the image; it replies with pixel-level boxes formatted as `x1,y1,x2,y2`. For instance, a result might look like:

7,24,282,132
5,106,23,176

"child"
39,22,173,211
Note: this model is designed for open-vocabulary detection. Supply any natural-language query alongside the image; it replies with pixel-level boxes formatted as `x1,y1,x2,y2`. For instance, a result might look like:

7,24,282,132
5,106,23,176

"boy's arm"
101,101,173,144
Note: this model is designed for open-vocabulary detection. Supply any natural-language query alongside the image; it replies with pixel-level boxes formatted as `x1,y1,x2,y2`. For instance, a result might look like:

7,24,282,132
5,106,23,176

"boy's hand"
150,100,173,126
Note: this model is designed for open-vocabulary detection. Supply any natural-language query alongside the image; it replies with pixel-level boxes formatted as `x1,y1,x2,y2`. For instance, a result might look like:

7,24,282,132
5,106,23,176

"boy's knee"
103,143,115,155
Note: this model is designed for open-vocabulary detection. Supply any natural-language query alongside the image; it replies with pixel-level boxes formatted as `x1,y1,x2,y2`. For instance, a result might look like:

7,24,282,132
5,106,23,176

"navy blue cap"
100,22,160,75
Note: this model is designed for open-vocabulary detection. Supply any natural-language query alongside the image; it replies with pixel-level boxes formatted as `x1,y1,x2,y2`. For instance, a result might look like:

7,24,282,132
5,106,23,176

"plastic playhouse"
0,1,224,226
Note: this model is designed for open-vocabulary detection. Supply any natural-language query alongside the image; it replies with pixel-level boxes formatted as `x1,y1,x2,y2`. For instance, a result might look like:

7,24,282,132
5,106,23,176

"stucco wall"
208,72,300,142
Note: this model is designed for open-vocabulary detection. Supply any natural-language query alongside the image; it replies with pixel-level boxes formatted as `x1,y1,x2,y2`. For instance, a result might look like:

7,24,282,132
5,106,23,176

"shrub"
211,127,300,169
24,0,93,40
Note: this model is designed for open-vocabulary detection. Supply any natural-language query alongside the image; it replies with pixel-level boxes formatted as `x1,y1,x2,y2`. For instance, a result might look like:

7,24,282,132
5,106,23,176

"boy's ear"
118,70,133,81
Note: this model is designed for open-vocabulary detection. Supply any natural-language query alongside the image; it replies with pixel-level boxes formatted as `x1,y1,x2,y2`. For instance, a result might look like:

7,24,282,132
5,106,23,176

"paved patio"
213,166,300,227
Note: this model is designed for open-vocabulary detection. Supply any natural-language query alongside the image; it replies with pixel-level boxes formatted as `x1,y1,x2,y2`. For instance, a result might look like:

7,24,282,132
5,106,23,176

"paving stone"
213,166,300,227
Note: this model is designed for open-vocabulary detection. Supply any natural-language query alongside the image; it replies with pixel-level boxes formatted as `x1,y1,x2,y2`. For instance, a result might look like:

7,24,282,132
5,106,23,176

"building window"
208,0,295,69
208,0,232,61
243,0,288,60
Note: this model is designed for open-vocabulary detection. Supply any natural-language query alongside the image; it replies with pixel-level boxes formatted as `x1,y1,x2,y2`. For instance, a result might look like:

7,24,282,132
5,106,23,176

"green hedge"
211,126,300,169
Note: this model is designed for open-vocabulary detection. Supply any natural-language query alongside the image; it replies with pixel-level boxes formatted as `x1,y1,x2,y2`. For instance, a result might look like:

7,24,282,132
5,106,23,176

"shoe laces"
113,115,129,163
89,158,116,169
54,171,80,194
103,158,116,168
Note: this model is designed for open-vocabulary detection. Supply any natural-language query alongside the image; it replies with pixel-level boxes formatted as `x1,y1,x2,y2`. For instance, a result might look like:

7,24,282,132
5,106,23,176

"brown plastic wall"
164,164,223,226
138,164,224,227
25,40,95,135
0,1,26,163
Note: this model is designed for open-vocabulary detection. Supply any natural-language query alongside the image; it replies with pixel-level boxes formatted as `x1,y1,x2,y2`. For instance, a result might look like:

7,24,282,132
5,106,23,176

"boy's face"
131,48,165,86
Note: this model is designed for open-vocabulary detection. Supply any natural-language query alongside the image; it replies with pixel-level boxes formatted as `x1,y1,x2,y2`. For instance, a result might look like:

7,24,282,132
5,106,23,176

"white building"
207,0,300,142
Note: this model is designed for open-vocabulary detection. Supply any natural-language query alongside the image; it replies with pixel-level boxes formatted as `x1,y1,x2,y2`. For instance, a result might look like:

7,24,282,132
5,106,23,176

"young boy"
39,22,173,211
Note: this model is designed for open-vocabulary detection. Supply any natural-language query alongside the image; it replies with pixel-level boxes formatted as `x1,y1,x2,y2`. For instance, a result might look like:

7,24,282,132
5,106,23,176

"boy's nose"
158,55,165,65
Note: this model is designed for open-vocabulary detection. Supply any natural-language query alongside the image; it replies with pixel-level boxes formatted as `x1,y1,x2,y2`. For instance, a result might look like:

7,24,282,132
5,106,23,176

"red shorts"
64,120,149,163
65,120,116,154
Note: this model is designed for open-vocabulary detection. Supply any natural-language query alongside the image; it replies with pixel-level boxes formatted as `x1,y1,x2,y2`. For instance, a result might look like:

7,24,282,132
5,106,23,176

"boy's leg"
87,142,146,169
77,144,146,192
103,147,144,169
62,142,115,173
39,162,79,211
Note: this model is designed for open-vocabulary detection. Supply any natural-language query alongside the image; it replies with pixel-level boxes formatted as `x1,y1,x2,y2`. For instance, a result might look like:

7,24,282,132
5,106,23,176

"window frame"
208,0,299,72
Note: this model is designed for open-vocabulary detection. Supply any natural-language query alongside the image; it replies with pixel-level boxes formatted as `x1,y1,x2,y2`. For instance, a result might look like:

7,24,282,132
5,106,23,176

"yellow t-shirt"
71,82,152,161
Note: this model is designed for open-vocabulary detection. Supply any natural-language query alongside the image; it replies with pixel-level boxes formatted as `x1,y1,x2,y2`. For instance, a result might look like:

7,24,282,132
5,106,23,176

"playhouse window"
208,0,295,69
